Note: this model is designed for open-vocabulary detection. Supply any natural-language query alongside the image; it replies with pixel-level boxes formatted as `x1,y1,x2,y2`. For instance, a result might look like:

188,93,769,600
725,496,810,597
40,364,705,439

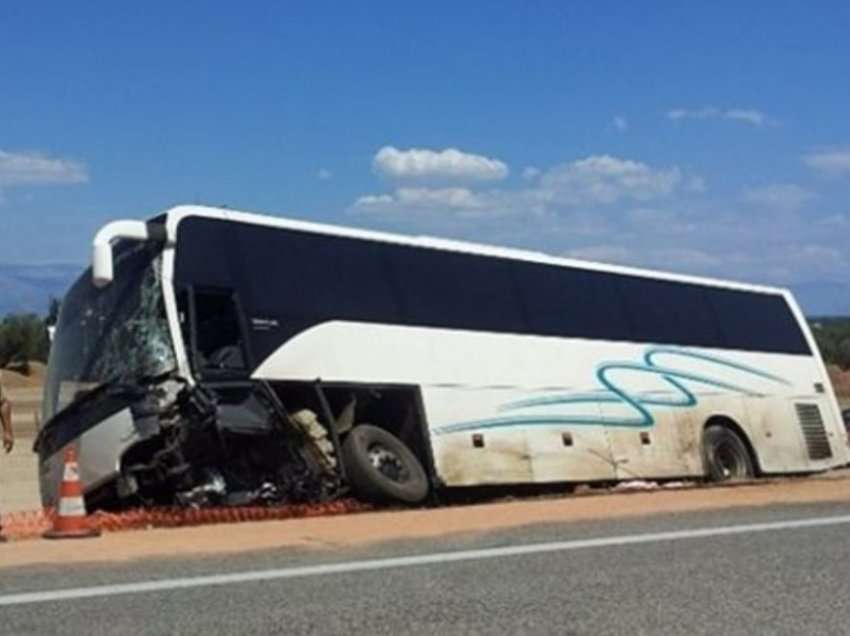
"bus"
36,204,850,509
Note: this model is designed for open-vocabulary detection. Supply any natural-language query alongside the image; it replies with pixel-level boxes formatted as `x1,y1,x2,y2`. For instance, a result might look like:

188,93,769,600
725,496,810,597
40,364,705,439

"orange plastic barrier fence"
1,499,372,542
1,508,54,541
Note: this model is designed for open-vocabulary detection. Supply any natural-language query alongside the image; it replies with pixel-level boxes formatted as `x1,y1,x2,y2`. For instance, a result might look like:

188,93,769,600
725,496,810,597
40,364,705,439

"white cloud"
538,155,683,205
350,155,700,248
394,187,482,208
564,245,724,271
649,247,724,270
802,149,850,177
562,245,634,264
372,146,509,182
317,168,333,180
626,207,696,234
684,175,706,193
348,147,850,290
0,149,88,186
666,107,769,127
789,244,849,271
353,154,691,222
561,238,842,283
354,187,484,214
612,115,628,132
667,107,720,121
354,193,394,206
724,109,766,127
522,166,541,181
626,207,671,224
743,183,815,212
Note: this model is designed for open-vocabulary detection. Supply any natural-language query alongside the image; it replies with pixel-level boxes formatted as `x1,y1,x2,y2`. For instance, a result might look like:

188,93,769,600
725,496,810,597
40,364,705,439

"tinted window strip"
173,217,812,357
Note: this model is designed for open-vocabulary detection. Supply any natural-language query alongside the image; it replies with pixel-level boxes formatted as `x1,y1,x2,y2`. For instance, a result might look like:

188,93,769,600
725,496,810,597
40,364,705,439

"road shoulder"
2,471,849,569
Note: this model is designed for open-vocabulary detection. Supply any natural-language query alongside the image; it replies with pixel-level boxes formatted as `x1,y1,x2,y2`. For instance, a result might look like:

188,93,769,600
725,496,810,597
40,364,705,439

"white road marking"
2,513,850,607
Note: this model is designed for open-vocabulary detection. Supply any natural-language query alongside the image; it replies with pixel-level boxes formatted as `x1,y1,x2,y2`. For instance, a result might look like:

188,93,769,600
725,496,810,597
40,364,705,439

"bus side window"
193,288,248,374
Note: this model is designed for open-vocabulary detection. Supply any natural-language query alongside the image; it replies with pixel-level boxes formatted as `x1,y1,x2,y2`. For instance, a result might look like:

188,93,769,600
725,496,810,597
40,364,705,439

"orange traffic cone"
43,446,100,540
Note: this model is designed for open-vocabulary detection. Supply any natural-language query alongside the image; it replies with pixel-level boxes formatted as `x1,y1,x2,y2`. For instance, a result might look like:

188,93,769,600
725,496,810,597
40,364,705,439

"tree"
46,296,61,326
810,317,850,369
0,313,51,368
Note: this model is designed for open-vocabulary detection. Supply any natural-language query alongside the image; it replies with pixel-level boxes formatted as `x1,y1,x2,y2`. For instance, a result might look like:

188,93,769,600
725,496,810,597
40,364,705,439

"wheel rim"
713,440,746,479
367,443,410,483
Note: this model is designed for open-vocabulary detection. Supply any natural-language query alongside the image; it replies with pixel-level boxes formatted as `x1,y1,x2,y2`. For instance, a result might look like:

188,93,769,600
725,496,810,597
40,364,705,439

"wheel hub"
715,441,743,479
367,444,409,483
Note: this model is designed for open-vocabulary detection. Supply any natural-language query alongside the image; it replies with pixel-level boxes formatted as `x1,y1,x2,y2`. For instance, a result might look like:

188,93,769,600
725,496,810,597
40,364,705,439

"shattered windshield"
42,240,176,421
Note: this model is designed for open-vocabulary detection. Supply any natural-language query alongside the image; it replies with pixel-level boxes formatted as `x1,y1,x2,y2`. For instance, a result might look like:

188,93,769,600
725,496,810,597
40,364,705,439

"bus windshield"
42,240,176,422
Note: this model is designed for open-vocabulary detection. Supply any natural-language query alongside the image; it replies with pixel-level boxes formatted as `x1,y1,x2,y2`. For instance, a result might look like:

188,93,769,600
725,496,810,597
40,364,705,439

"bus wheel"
342,424,429,504
702,425,754,482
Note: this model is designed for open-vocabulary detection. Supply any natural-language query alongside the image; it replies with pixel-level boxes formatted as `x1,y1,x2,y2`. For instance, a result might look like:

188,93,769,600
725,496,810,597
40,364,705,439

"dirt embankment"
2,362,45,438
827,365,850,401
1,362,45,389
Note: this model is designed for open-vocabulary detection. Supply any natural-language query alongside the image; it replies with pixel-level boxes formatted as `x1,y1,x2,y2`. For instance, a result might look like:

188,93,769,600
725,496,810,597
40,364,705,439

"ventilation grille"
794,403,832,460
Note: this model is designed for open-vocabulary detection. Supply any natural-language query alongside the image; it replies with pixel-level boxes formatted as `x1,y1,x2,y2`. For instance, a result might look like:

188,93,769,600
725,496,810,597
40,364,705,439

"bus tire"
342,424,429,504
702,424,754,482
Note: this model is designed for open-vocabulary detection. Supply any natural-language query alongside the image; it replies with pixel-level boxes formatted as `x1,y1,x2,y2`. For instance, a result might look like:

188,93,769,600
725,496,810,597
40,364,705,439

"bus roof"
161,204,793,298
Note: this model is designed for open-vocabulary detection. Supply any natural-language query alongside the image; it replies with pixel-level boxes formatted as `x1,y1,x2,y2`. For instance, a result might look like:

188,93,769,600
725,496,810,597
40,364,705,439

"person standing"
0,372,14,543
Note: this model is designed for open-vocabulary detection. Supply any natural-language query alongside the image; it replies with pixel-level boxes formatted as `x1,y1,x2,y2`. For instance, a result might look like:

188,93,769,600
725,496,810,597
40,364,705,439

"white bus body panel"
159,206,848,486
253,321,849,486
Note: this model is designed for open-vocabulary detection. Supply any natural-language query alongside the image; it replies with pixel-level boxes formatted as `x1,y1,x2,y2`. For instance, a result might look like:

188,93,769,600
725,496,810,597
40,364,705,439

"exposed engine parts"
98,381,430,511
290,409,338,470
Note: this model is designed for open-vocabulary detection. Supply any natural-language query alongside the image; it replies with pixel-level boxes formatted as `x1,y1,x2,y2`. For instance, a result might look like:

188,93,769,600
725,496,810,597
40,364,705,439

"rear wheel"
703,425,754,482
342,424,429,504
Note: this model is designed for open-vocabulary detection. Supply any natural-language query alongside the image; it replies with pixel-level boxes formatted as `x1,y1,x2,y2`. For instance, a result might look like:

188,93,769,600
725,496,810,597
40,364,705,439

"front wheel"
702,425,754,482
341,424,429,504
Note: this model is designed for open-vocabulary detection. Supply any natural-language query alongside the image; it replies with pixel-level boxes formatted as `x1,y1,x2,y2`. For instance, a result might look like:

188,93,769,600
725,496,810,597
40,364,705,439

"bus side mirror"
91,220,168,287
92,242,114,287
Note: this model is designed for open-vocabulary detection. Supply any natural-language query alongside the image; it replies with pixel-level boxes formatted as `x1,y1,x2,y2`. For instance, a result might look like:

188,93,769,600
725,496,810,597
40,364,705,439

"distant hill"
0,263,81,315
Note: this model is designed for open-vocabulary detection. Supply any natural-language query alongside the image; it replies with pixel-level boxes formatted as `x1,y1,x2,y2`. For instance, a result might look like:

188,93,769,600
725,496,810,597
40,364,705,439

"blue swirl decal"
433,346,789,435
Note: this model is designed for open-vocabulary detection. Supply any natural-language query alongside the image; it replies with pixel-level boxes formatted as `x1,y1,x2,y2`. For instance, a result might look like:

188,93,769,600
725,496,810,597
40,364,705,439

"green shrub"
810,317,850,369
0,313,51,367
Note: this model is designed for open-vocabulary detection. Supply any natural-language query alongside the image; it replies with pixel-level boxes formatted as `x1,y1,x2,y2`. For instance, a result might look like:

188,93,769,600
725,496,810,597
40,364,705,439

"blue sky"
3,2,850,295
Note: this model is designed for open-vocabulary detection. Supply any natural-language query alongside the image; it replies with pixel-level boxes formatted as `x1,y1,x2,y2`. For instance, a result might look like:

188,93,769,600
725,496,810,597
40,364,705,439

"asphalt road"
2,500,850,635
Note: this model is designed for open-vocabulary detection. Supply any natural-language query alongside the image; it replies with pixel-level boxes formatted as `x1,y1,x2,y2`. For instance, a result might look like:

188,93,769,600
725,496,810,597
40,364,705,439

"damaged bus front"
36,215,427,511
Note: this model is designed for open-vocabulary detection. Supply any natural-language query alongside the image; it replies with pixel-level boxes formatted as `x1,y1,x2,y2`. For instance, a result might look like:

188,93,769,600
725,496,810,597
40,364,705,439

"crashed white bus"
36,205,850,510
